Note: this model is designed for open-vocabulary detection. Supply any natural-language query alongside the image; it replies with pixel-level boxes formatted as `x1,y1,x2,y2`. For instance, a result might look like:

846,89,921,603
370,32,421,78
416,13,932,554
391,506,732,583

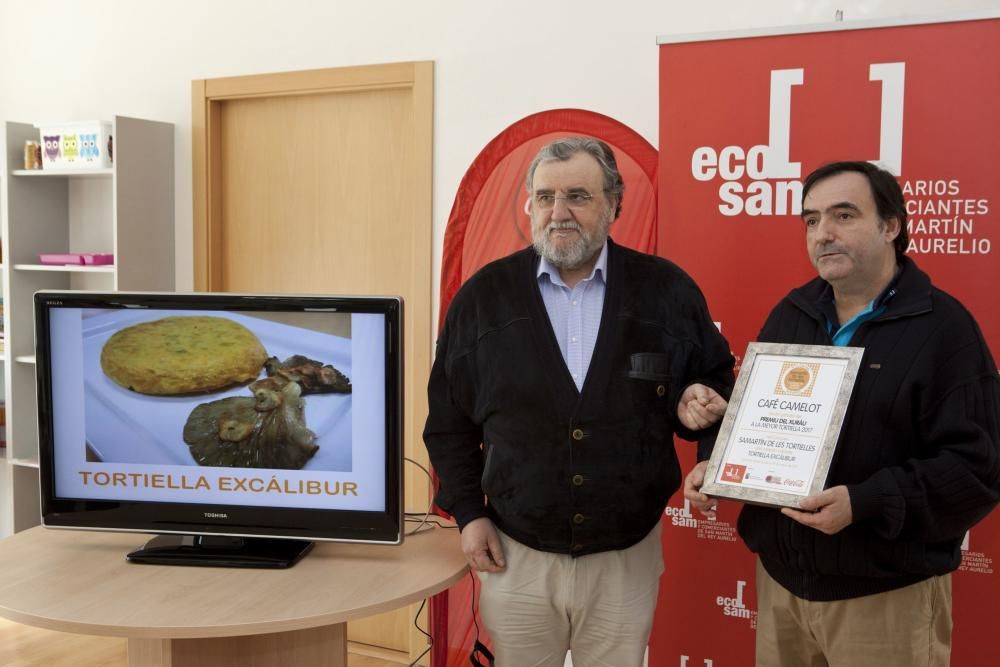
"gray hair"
525,137,624,219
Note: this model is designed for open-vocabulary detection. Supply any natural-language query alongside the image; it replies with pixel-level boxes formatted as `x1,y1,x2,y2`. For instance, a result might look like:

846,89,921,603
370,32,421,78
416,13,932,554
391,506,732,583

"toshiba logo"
204,512,229,519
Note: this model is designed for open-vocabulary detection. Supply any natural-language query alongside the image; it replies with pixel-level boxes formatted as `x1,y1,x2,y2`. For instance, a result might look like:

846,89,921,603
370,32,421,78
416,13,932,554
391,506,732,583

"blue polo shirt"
817,269,901,346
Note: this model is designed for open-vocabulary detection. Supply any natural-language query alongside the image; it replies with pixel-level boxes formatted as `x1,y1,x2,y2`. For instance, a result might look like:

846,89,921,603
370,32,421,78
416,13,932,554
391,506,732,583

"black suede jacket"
424,240,734,556
738,258,1000,600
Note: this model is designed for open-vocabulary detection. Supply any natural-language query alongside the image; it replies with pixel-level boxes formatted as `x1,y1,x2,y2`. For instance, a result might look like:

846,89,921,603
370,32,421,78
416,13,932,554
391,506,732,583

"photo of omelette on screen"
94,313,352,470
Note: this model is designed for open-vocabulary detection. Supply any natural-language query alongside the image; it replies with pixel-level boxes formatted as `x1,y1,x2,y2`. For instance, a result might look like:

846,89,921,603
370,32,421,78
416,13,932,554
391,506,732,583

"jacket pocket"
627,352,671,381
627,353,674,439
481,440,494,489
627,352,673,405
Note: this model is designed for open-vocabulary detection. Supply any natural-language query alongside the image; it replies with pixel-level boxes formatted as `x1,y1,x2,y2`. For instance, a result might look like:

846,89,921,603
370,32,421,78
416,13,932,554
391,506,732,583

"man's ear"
884,216,901,242
523,197,532,216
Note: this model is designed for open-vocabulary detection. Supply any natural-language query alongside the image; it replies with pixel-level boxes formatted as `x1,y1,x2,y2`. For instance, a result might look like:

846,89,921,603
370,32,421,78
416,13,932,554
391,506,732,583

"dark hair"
526,137,624,218
801,161,909,260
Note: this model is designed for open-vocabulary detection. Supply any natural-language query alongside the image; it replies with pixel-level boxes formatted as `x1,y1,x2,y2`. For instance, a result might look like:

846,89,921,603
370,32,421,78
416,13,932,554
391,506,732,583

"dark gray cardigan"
424,239,734,556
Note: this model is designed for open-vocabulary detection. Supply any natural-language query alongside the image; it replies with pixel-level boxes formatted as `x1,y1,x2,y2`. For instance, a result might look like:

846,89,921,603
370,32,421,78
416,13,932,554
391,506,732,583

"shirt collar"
816,263,902,328
872,264,903,309
536,242,608,288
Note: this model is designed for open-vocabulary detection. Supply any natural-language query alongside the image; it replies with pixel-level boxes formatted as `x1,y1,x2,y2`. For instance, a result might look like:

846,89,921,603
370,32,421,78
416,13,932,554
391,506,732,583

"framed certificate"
701,342,863,508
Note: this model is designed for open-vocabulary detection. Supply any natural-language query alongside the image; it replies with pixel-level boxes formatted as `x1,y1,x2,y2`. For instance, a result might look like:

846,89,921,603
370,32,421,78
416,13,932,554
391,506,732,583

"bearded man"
424,137,735,666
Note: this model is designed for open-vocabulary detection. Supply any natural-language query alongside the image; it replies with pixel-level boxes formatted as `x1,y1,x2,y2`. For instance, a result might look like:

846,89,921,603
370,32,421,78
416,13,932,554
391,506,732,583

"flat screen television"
34,291,403,568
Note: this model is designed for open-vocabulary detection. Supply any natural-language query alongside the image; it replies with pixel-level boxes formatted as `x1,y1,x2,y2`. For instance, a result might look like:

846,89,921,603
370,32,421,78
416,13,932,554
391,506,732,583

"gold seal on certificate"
701,342,864,508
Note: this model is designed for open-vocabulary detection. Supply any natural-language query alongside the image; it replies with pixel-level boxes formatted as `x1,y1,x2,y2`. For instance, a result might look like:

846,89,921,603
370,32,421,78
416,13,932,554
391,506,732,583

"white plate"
82,309,353,471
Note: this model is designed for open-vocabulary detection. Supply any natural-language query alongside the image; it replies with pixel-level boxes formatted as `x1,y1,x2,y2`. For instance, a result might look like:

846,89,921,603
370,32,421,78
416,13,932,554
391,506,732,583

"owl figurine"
43,135,61,162
62,134,79,161
80,133,99,160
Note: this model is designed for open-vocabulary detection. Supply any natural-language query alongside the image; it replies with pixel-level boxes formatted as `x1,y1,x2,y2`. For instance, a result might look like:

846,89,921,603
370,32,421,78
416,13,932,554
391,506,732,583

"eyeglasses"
533,191,597,209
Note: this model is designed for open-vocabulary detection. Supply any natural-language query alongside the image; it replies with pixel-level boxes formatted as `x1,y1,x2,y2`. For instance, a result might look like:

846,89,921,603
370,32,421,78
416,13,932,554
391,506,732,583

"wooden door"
192,62,433,662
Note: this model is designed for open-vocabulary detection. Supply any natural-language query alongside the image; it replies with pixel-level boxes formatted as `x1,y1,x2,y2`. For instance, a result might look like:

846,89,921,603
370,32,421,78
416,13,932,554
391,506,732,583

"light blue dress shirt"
536,243,608,391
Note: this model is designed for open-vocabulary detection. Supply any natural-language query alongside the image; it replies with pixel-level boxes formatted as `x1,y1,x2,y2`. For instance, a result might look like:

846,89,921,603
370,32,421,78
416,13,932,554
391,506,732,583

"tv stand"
127,534,314,568
0,526,466,667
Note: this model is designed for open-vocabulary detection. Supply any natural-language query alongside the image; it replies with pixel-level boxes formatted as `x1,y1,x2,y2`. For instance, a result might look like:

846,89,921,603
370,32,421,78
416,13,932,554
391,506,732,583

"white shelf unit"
13,264,116,273
0,116,175,536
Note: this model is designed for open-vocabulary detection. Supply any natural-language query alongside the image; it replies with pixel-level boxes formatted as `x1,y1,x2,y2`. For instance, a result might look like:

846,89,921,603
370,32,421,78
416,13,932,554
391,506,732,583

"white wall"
1,0,995,315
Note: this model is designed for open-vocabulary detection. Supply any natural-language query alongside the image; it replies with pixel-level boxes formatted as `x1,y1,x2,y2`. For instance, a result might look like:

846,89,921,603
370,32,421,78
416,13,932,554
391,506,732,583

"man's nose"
551,196,573,218
814,217,836,242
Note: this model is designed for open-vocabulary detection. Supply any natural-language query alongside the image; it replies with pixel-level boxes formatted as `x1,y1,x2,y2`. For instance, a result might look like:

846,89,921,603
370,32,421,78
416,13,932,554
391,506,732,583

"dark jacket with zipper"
738,257,1000,600
424,239,735,556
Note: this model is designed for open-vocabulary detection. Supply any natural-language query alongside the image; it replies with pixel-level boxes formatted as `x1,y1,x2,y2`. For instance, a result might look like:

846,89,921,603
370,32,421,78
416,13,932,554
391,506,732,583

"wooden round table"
0,526,467,666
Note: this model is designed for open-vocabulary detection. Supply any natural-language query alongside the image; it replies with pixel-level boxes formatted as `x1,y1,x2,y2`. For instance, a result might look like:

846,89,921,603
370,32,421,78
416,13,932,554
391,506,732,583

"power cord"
405,456,455,536
468,570,495,667
401,456,493,666
407,597,432,667
401,456,458,666
406,514,460,529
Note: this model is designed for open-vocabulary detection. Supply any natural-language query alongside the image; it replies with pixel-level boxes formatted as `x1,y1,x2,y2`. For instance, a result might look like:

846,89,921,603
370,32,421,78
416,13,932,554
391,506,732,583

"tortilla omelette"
101,316,268,395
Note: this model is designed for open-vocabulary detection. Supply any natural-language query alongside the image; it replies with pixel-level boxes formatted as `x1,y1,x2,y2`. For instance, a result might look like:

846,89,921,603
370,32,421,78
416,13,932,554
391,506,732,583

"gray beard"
532,219,610,270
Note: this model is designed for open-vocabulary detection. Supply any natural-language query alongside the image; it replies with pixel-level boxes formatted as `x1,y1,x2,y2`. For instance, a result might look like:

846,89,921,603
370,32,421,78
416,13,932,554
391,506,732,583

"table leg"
127,623,347,666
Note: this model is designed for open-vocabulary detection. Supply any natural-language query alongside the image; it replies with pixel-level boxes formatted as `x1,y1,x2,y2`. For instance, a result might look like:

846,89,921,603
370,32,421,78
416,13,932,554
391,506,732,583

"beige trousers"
477,523,663,667
755,559,952,667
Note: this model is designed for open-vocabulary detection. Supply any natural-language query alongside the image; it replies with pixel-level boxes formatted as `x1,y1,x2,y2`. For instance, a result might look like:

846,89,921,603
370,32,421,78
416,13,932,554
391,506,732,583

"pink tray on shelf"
38,253,114,266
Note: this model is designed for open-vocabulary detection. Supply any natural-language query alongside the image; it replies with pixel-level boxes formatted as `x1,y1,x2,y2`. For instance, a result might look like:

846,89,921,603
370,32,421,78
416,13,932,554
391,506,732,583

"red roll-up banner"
653,13,1000,666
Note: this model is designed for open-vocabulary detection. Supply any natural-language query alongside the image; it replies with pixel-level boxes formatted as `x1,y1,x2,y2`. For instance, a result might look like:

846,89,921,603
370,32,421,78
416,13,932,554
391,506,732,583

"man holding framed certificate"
685,161,1000,667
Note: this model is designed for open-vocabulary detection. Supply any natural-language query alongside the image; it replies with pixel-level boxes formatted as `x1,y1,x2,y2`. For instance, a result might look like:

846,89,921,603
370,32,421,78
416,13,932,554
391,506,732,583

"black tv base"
126,534,314,569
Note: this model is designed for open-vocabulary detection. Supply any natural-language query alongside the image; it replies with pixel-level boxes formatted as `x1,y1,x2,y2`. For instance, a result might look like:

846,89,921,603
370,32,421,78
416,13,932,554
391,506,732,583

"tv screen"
35,291,403,567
